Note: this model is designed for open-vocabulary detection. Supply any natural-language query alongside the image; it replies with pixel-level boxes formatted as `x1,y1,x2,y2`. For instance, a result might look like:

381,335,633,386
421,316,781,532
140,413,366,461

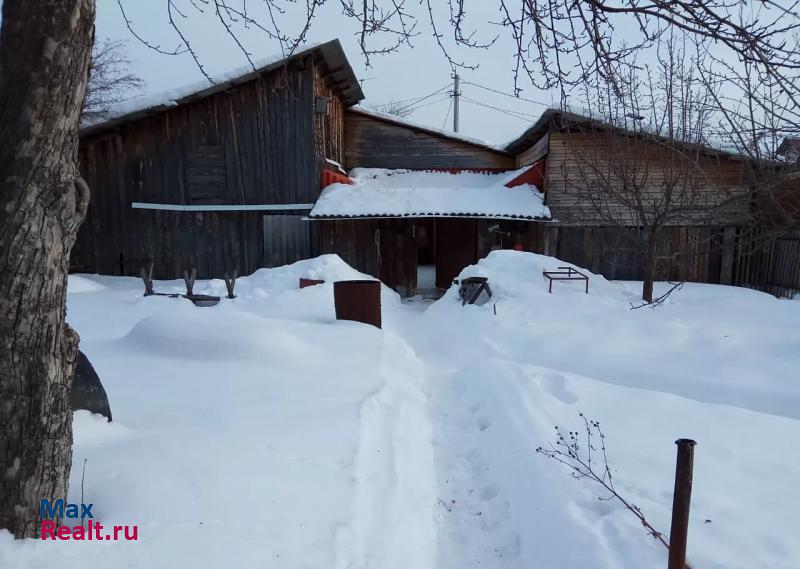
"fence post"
668,438,696,569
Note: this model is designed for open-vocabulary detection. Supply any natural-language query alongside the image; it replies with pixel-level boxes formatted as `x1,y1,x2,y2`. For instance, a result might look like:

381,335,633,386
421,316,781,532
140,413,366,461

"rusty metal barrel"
333,280,381,328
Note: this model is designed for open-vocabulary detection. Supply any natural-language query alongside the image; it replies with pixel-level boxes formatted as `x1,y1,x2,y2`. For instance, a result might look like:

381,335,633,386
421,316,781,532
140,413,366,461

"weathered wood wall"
314,63,345,168
732,228,800,297
316,218,418,293
344,110,515,170
72,57,341,279
544,132,751,226
475,221,734,284
317,217,773,295
516,133,549,168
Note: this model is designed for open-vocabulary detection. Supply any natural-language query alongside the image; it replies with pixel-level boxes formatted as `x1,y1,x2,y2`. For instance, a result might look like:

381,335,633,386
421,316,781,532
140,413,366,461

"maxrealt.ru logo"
39,499,138,541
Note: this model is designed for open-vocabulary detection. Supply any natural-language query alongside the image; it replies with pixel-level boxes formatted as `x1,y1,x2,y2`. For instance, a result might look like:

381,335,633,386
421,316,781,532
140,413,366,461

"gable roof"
348,106,511,156
80,39,364,137
504,108,748,162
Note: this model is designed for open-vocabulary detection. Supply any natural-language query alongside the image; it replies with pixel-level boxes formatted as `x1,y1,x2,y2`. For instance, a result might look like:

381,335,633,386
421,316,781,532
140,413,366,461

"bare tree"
369,100,415,119
0,0,94,538
82,38,144,122
536,414,691,567
695,39,800,232
564,40,748,303
113,1,800,104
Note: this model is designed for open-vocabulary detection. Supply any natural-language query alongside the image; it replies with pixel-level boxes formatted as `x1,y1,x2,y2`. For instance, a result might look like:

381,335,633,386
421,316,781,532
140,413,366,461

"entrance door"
377,219,417,296
435,218,477,288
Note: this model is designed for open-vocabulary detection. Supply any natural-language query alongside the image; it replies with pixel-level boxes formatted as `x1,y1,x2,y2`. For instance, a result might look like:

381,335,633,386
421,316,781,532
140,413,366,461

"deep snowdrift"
2,251,799,569
400,250,800,569
0,255,434,569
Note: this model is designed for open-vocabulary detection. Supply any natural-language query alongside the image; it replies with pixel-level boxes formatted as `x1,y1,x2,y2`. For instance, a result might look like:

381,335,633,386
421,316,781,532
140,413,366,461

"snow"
310,168,551,220
2,251,800,569
81,42,323,129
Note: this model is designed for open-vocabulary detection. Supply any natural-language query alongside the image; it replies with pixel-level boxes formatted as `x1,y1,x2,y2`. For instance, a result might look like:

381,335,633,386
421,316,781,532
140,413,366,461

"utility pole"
452,72,461,133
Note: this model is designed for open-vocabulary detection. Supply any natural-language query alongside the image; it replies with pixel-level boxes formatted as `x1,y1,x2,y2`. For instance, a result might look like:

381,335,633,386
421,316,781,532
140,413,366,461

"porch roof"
308,168,551,220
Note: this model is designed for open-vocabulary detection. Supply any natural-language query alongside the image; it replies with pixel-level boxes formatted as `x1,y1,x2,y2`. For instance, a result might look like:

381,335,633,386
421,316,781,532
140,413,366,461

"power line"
387,83,451,106
405,95,452,114
392,85,452,114
461,80,552,108
461,95,539,121
442,97,454,129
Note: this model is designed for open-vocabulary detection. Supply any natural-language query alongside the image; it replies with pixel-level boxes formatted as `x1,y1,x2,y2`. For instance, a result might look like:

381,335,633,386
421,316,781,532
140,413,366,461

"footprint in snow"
480,485,499,501
541,372,579,404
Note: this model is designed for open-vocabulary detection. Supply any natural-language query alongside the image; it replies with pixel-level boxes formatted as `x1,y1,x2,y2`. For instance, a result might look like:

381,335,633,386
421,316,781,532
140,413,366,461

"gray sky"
97,0,559,145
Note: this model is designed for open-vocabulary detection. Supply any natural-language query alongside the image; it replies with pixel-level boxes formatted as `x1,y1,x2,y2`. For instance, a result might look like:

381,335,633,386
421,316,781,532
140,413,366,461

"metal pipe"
668,438,697,569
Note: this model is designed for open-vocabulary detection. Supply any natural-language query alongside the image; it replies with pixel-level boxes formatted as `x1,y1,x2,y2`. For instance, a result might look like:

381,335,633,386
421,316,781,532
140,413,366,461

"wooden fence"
546,225,800,298
733,229,800,298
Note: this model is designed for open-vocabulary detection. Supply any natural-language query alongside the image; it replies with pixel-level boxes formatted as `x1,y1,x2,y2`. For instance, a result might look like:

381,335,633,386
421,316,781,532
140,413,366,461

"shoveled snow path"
391,278,800,569
334,331,436,569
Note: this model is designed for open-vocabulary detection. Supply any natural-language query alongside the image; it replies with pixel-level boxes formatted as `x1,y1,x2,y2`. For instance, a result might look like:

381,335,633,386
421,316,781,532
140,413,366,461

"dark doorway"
378,219,417,296
416,219,437,295
435,218,478,288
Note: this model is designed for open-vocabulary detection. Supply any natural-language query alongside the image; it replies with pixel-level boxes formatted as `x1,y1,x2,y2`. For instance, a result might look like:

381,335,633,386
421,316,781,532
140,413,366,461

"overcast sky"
97,0,561,145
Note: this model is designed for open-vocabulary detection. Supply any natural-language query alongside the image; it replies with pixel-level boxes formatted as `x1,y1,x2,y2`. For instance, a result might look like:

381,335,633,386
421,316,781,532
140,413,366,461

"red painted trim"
505,159,546,191
321,169,354,188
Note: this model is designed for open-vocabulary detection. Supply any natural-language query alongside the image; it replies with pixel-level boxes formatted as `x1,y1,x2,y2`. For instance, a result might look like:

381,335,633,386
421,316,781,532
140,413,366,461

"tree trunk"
642,239,658,303
0,0,95,539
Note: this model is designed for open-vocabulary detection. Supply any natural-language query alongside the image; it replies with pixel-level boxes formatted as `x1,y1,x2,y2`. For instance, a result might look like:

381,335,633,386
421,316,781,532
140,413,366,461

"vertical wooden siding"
72,58,338,279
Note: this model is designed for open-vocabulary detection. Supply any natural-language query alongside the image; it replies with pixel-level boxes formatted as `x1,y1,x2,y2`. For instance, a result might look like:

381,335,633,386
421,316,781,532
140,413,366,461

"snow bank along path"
0,256,436,569
2,251,799,569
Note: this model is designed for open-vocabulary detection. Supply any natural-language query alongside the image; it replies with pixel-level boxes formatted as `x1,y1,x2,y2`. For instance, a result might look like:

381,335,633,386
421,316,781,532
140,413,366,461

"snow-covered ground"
2,251,799,569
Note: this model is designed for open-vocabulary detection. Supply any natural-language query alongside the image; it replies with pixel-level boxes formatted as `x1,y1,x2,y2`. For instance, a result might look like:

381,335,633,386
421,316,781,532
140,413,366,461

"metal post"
453,72,460,133
668,439,696,569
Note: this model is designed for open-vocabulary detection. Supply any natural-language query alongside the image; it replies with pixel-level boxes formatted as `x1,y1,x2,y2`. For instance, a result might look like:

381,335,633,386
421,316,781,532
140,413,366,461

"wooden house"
309,107,754,294
72,40,363,279
311,108,545,293
502,109,754,283
74,42,796,296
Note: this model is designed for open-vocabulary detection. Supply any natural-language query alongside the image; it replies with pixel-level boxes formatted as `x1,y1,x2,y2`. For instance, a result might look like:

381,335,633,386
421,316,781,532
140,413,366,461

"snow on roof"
503,106,750,159
81,40,363,135
350,106,508,153
309,168,551,220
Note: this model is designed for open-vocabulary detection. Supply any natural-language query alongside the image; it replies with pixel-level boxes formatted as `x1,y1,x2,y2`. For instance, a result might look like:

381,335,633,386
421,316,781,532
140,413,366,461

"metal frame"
542,266,589,294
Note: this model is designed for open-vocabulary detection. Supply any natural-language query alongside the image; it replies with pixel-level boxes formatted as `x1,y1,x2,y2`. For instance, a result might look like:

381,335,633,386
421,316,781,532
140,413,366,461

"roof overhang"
80,39,364,138
504,108,750,162
308,168,551,221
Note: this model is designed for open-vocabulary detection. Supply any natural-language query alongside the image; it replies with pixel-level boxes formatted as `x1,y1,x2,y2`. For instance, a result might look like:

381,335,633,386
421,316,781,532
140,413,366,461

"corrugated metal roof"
309,168,551,221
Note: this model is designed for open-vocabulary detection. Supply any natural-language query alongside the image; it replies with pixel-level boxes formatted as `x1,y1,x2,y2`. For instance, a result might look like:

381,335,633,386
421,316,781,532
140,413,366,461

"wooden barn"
73,41,797,297
72,40,363,279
